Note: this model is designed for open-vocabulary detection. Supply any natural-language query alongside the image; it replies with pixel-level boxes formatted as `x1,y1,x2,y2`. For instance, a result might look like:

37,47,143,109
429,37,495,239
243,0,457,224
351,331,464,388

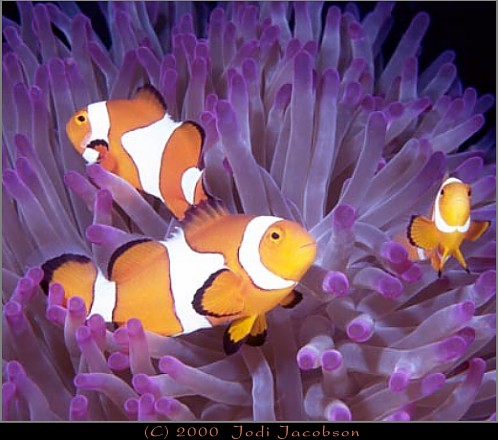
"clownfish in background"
41,200,317,354
66,85,208,219
406,177,490,276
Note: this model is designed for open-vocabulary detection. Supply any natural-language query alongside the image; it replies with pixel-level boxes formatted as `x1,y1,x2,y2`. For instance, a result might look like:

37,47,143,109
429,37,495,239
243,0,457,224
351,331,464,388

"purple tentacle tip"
389,369,411,392
473,270,496,302
438,336,467,362
158,356,182,376
68,296,87,319
346,314,374,342
297,347,319,370
70,395,89,421
132,374,152,394
326,402,352,421
332,204,356,230
384,410,411,421
421,373,446,396
108,352,130,371
380,241,408,264
322,271,349,297
400,263,423,283
75,325,92,345
321,349,343,372
378,274,403,299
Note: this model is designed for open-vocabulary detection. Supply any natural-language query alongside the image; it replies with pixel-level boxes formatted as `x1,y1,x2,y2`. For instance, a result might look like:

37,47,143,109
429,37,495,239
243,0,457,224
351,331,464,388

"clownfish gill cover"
2,1,496,422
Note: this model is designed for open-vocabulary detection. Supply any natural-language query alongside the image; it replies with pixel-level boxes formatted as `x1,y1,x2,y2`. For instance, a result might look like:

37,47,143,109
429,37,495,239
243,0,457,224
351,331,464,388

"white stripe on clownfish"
121,112,182,202
181,167,204,205
432,177,471,234
238,216,297,291
161,228,225,334
87,270,117,322
87,101,110,144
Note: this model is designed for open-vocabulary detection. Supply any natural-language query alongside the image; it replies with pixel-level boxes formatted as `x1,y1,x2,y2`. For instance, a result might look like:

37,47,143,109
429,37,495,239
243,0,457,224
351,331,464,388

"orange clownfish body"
41,200,317,354
407,177,490,276
66,85,207,219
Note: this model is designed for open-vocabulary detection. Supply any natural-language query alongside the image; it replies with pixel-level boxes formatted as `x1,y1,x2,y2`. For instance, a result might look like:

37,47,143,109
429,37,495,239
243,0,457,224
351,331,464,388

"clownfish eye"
440,188,445,196
75,114,87,124
271,232,281,240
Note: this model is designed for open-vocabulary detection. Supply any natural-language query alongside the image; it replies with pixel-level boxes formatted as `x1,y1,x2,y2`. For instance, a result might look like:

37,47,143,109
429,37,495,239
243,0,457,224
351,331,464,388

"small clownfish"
66,85,208,219
407,177,490,276
40,200,317,355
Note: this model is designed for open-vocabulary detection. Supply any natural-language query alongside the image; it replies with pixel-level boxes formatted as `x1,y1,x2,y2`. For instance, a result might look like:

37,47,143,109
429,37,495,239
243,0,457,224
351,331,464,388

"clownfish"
407,177,490,276
66,85,207,219
40,200,317,354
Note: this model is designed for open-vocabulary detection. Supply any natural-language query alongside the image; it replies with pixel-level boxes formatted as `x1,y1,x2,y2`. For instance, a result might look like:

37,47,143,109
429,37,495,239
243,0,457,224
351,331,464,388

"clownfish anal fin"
279,290,303,309
245,314,267,347
181,198,229,235
223,314,258,355
465,220,490,241
134,84,167,113
192,268,244,318
408,215,439,250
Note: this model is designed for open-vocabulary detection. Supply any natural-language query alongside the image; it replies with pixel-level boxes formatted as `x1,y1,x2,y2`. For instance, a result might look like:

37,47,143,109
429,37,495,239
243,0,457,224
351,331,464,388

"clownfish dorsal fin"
245,314,267,347
180,198,229,236
223,314,258,355
192,268,245,318
133,84,168,113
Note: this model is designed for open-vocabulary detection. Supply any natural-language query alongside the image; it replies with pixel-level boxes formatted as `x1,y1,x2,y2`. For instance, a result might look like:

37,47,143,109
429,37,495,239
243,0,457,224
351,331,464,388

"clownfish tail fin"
40,254,93,294
40,254,98,313
159,120,210,220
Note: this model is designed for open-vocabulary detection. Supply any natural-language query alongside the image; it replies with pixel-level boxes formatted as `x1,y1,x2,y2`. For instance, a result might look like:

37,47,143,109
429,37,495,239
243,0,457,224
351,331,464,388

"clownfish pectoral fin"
192,269,245,318
245,314,267,347
465,220,490,241
223,314,258,355
279,290,303,309
40,254,98,313
407,215,440,250
133,84,167,113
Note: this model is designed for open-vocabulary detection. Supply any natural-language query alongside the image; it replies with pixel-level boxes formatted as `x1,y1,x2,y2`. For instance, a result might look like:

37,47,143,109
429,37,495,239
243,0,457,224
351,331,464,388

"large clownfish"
407,177,490,276
66,85,207,219
40,200,317,354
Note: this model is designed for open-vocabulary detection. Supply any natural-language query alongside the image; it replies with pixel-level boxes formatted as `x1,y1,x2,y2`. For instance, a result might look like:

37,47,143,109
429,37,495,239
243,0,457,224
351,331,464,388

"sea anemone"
2,1,495,421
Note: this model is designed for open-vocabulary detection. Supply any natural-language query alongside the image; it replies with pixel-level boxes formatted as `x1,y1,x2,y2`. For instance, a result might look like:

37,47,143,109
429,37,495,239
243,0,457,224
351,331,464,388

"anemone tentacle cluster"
2,2,496,421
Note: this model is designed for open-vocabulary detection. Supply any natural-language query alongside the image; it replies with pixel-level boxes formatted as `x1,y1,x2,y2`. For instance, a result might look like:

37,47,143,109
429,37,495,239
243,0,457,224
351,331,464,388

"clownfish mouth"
299,241,317,249
82,139,110,164
86,139,109,151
